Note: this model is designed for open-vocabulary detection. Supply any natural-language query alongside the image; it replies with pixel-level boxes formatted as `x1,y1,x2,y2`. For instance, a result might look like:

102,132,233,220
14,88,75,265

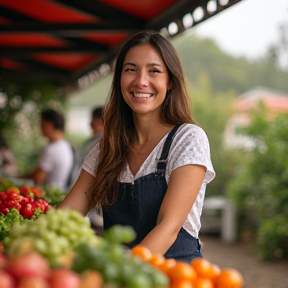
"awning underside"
0,0,242,87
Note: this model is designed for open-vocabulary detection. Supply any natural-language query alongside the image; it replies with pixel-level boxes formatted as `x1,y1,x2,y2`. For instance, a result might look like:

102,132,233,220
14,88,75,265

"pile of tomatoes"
131,245,244,288
0,187,50,218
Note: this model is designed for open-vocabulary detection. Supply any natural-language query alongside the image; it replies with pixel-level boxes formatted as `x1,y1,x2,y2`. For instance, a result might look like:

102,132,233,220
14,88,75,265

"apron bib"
103,124,202,263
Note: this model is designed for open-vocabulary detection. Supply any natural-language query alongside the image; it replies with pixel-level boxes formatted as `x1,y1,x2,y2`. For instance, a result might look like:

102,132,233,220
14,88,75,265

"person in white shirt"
22,108,74,192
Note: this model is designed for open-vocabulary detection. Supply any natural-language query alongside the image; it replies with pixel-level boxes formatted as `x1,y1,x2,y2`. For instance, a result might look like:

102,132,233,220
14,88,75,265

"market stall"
0,183,244,288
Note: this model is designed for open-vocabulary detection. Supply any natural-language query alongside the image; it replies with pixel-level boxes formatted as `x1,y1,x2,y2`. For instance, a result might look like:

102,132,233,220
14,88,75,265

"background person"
21,108,74,192
60,30,215,263
80,106,104,166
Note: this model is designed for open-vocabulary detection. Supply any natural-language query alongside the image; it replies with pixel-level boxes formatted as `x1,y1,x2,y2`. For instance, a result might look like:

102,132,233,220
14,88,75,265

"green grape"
58,225,70,237
26,224,41,234
119,262,138,283
48,242,63,256
150,270,169,288
102,261,120,283
104,225,136,244
33,239,48,255
107,244,128,263
125,271,152,288
7,222,26,237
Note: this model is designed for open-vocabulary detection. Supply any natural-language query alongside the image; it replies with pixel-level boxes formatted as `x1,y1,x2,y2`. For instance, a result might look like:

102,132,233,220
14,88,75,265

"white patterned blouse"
82,123,215,238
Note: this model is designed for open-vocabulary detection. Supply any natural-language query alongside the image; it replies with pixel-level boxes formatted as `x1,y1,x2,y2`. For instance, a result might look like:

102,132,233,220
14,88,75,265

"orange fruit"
79,271,103,288
131,245,152,261
168,262,197,283
194,277,215,288
215,268,244,288
159,258,177,274
148,253,165,268
191,258,213,278
170,279,194,288
210,264,221,281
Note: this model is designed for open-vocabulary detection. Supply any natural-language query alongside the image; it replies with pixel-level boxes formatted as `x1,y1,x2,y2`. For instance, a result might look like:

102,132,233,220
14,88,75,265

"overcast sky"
192,0,288,60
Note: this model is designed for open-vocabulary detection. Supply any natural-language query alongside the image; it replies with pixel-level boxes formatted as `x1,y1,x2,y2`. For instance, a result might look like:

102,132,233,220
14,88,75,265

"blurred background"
1,0,288,279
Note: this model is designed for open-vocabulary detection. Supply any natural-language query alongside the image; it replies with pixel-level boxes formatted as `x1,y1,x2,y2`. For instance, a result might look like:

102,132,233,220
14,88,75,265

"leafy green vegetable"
0,208,24,241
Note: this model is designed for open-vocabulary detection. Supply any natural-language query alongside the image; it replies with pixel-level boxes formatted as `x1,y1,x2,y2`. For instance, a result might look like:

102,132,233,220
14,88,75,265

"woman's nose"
134,71,149,87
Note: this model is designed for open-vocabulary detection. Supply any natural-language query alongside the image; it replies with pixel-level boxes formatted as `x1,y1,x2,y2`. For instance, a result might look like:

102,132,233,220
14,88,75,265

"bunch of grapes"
4,209,103,267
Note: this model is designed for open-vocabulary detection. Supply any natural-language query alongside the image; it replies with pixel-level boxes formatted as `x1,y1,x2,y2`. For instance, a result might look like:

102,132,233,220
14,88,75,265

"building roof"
234,86,288,113
0,0,242,89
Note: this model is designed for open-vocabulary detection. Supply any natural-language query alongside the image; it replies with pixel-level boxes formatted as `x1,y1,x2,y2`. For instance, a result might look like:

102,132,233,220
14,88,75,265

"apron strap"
156,124,183,173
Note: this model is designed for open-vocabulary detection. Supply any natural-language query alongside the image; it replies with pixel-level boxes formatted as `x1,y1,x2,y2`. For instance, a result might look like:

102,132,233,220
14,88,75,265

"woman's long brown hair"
91,30,196,210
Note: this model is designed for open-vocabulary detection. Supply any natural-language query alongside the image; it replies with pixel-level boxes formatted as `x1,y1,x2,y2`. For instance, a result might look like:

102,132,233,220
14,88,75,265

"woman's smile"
132,92,155,100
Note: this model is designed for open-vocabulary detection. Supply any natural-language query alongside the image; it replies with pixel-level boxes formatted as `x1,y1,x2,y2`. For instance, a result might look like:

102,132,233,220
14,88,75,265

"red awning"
0,0,242,87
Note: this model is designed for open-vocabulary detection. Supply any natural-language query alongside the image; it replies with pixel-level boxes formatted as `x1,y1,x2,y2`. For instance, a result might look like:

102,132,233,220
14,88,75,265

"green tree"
171,33,288,94
228,106,288,260
188,74,241,196
0,81,67,173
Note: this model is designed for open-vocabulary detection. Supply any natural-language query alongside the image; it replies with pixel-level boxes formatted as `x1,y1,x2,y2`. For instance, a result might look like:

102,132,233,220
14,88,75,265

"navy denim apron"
103,124,202,263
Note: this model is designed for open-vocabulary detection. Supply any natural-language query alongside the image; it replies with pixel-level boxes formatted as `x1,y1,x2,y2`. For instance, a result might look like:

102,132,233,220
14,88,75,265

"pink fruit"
49,268,81,288
17,276,49,288
6,252,50,280
0,253,7,268
0,269,14,288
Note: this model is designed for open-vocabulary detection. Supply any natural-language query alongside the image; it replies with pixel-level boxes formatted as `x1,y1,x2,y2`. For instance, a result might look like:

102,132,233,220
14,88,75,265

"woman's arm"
140,164,206,255
58,169,96,216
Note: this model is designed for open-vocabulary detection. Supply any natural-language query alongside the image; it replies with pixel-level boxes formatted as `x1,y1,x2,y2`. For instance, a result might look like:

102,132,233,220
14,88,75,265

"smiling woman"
120,43,172,116
59,30,216,263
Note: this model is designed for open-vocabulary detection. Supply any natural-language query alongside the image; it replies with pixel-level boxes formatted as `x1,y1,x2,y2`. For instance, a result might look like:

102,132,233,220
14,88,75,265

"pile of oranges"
131,245,244,288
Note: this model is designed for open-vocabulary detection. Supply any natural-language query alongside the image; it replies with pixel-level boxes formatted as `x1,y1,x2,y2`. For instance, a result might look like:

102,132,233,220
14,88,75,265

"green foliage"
0,81,64,132
188,74,241,196
172,33,288,95
0,80,68,174
258,216,288,260
228,107,288,260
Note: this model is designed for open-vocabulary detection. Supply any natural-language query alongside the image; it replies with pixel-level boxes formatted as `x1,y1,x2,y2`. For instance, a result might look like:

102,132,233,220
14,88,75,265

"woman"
60,30,215,263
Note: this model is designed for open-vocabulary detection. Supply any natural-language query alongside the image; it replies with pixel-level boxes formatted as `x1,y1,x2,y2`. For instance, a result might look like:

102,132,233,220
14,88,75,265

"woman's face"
120,43,172,116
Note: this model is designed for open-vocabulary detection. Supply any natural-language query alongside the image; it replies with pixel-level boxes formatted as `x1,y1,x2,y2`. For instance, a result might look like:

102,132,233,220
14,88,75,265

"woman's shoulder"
176,123,208,139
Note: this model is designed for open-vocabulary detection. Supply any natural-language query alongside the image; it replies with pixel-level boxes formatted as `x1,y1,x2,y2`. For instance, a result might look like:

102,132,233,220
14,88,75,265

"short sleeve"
82,142,100,177
38,147,54,172
168,124,215,183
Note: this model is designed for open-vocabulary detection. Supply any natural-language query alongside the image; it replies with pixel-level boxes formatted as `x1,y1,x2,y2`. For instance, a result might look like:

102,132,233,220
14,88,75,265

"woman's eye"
150,69,160,73
124,68,135,72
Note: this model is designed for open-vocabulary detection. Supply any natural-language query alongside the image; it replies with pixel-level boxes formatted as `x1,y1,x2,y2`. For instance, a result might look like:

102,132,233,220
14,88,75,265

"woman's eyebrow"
123,62,162,67
147,62,162,67
123,62,136,67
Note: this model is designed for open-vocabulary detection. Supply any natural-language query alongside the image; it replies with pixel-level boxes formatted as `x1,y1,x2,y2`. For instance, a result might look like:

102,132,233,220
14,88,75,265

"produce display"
4,209,103,267
0,181,245,288
0,187,49,216
0,187,50,242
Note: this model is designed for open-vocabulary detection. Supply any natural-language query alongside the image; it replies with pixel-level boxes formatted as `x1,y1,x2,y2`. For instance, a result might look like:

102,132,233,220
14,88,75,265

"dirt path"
200,235,288,288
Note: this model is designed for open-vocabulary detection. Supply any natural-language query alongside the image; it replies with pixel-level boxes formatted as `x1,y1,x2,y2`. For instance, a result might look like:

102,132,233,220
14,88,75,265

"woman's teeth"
133,93,151,99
